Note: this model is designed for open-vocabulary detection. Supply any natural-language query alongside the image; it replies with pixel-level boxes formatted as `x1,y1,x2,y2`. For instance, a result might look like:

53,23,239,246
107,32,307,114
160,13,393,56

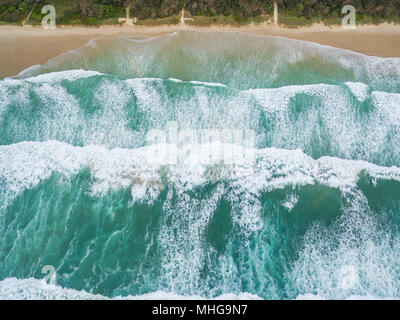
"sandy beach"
1,23,400,78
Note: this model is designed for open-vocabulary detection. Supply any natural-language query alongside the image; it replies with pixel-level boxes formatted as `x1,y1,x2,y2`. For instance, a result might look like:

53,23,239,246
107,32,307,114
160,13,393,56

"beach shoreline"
1,23,400,78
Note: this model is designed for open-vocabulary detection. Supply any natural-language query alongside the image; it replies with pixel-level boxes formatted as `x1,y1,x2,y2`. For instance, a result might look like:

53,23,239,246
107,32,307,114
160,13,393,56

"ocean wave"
1,71,400,167
1,141,400,298
1,140,400,209
287,188,400,299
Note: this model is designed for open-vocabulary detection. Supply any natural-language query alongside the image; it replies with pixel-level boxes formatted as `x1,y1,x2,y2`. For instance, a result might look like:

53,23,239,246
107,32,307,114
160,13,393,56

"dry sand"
1,23,400,78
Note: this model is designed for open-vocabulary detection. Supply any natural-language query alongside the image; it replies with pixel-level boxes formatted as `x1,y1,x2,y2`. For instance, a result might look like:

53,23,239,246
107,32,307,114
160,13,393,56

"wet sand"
1,23,400,78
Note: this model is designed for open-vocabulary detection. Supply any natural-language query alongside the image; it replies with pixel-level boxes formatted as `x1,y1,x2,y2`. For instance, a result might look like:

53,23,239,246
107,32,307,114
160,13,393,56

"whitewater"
1,31,400,300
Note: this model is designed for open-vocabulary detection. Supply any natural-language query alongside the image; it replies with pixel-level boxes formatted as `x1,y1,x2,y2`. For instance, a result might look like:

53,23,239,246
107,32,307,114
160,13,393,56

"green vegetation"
0,0,399,27
134,14,180,26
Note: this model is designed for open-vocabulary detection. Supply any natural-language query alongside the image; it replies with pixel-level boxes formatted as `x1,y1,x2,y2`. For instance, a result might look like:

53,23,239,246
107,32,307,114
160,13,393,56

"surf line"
152,304,186,318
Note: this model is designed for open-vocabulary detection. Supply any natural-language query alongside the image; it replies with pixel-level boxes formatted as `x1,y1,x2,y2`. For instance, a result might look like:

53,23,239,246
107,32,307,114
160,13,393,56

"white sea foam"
282,193,299,211
248,83,400,165
296,294,397,300
25,69,102,83
189,80,227,88
344,81,369,102
0,277,262,300
1,276,395,300
167,78,226,88
1,140,400,210
371,90,400,123
287,189,400,300
15,64,41,78
1,70,399,166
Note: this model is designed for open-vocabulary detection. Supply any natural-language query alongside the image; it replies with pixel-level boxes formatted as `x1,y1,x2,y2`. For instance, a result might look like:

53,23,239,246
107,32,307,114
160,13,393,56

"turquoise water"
1,31,400,299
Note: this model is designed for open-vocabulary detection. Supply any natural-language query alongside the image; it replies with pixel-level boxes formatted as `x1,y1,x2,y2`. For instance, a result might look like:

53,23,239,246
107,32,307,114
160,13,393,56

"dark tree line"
1,0,399,24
